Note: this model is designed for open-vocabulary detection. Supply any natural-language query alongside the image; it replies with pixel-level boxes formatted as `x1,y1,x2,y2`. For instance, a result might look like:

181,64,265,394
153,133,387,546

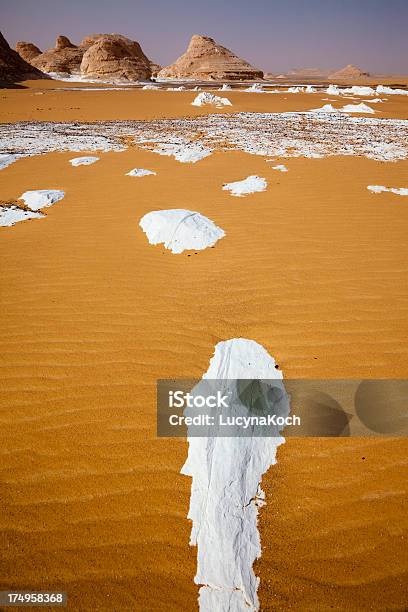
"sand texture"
1,82,407,611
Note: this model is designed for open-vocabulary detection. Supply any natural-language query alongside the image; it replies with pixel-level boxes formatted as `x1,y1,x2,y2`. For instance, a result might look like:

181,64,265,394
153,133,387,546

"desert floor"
0,82,407,611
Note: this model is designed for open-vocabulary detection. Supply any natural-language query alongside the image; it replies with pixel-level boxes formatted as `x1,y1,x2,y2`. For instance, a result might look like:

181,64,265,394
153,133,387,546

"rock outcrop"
15,41,42,62
80,34,153,81
328,64,370,79
30,35,83,74
158,34,263,81
0,31,45,84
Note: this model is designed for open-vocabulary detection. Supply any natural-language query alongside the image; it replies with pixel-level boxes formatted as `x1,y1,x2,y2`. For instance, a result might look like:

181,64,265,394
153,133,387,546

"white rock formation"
126,168,156,177
69,156,99,166
139,209,225,253
223,175,267,197
0,205,44,227
191,92,232,107
368,185,408,196
182,338,289,611
19,189,65,211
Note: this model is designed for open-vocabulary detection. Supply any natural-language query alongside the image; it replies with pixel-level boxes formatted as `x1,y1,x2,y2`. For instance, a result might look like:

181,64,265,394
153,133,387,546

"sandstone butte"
0,31,45,83
328,64,370,79
158,34,263,81
80,33,158,81
25,35,84,74
15,41,42,63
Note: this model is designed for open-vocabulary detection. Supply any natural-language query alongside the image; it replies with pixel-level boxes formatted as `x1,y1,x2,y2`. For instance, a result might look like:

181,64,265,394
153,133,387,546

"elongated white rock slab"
0,206,44,227
272,164,288,172
139,209,225,254
69,156,99,166
0,154,21,170
223,175,267,197
19,190,65,211
368,185,408,196
192,92,232,107
126,168,156,177
151,143,212,163
182,338,289,611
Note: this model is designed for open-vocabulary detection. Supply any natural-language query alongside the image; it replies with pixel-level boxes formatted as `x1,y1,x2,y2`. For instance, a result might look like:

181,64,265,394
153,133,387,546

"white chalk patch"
182,338,289,611
126,168,156,177
223,175,267,197
0,206,44,227
19,190,65,211
363,98,383,103
272,164,288,172
69,156,100,166
0,154,20,170
142,84,159,90
151,143,212,163
192,92,232,107
220,84,231,91
368,185,408,196
167,86,185,91
341,103,375,114
139,209,225,254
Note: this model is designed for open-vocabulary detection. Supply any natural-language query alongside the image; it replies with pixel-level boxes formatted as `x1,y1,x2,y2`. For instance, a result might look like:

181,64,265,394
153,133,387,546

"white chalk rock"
368,185,408,196
142,84,159,90
310,103,340,113
139,209,225,254
19,190,65,211
152,142,212,163
0,154,20,170
69,156,100,166
376,85,408,96
191,92,232,107
182,338,289,611
341,103,375,114
272,164,288,172
223,175,267,197
0,206,44,227
126,168,156,177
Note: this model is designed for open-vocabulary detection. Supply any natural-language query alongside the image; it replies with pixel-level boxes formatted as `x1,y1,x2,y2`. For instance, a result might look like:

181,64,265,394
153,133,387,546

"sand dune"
1,85,408,611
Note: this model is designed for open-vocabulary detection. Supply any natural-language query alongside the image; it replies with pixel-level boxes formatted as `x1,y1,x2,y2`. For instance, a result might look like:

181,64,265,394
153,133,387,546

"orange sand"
0,84,407,611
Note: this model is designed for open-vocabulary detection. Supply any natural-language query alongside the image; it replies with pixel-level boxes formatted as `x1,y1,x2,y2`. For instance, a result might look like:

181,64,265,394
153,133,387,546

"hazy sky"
1,0,407,74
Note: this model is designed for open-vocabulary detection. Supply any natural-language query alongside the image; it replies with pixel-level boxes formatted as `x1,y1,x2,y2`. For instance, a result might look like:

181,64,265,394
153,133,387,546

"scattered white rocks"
19,190,65,211
182,338,289,611
139,209,225,254
126,168,156,177
69,156,100,166
223,175,267,197
310,102,375,114
376,85,408,96
367,185,408,196
151,142,212,163
2,113,408,163
192,92,232,107
0,206,44,227
272,164,288,172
